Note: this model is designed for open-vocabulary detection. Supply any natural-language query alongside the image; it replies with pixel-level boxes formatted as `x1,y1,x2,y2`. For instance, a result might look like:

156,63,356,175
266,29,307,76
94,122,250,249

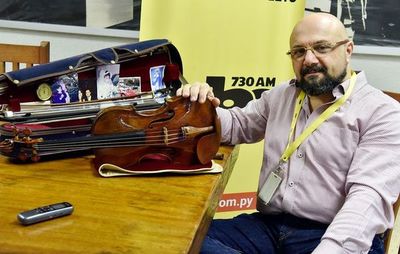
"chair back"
0,41,50,73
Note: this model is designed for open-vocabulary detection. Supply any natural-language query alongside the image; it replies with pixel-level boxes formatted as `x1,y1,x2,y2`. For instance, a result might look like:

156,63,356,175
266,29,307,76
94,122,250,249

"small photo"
117,77,141,97
78,78,97,102
51,73,79,104
149,65,166,92
96,64,120,100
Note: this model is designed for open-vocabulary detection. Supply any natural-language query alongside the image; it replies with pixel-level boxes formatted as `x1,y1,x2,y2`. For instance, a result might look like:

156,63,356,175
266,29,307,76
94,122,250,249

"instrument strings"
31,128,186,152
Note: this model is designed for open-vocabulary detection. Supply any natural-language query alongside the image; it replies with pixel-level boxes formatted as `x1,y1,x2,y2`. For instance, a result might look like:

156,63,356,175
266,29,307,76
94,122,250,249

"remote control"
17,202,74,225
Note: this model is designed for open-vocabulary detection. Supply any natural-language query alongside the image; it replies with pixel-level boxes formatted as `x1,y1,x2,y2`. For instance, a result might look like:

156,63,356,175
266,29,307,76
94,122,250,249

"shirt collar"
333,70,366,100
332,79,347,99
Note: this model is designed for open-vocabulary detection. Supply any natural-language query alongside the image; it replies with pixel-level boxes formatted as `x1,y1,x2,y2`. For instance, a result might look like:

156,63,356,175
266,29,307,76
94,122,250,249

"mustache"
301,65,327,76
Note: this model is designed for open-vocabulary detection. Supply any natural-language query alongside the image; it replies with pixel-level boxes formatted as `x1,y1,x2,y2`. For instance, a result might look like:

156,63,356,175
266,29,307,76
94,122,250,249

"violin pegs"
22,128,32,137
18,152,28,161
31,154,40,162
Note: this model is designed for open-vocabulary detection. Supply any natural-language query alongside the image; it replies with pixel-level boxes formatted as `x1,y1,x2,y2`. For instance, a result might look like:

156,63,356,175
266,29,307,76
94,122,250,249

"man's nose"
303,49,319,64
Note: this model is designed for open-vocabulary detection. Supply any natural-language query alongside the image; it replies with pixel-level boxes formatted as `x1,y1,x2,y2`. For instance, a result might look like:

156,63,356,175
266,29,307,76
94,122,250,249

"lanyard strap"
280,71,357,162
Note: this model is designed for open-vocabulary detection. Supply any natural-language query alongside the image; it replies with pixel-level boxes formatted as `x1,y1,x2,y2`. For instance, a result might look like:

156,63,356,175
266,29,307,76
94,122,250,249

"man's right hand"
176,82,220,107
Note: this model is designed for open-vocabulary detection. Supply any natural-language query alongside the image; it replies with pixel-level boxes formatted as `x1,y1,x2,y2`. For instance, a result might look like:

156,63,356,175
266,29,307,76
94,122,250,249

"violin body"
91,96,221,172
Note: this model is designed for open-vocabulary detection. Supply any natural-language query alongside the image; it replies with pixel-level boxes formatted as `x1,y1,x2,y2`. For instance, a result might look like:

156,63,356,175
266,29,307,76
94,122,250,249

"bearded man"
177,13,400,254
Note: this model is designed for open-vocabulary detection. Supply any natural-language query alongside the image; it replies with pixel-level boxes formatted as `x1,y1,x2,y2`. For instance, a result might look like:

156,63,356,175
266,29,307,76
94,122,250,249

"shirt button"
289,181,294,187
297,152,304,158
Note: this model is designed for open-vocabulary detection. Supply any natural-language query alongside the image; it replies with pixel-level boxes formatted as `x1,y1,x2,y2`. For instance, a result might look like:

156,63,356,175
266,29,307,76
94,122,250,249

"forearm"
313,185,393,254
216,102,267,145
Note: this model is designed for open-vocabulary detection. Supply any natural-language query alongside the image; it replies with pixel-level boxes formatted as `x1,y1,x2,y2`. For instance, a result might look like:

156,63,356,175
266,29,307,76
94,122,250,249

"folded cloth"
98,160,222,177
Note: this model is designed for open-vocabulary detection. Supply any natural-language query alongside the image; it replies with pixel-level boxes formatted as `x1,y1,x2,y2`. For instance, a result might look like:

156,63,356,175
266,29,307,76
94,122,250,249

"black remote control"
17,202,74,225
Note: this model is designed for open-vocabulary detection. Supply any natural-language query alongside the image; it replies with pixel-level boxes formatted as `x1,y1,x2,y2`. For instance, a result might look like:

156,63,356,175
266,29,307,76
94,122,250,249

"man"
85,89,93,101
177,13,400,253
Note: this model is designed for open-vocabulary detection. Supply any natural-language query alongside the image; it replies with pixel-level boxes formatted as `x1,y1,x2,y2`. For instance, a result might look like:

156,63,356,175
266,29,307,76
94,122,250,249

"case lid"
0,39,183,105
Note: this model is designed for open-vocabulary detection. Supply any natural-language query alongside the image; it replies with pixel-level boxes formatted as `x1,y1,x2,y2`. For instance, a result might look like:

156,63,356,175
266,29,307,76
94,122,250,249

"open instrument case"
0,39,186,162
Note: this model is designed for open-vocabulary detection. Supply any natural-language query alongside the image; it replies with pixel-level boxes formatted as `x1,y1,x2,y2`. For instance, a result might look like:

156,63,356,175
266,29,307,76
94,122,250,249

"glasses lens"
292,48,306,59
289,40,348,60
312,43,334,54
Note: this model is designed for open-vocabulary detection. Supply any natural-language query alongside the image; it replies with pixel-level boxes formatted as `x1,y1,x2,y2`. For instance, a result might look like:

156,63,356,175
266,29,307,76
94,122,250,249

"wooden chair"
383,90,400,254
0,41,50,73
386,200,400,254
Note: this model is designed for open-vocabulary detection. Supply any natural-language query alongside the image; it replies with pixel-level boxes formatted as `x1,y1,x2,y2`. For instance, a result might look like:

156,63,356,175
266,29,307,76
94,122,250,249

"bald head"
288,13,354,96
290,13,348,47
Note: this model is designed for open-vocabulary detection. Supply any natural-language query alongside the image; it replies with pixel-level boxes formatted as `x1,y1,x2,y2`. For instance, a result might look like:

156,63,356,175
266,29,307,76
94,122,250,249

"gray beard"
296,67,347,96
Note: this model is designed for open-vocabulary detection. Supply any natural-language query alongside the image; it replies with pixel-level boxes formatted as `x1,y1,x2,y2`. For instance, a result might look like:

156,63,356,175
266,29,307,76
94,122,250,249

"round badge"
36,83,52,101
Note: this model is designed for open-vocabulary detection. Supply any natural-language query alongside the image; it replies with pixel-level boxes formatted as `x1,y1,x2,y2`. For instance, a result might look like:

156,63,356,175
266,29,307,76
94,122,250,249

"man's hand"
176,82,220,107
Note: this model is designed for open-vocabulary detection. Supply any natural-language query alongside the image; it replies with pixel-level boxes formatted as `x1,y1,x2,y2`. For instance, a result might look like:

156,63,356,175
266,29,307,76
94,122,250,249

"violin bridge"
163,127,169,144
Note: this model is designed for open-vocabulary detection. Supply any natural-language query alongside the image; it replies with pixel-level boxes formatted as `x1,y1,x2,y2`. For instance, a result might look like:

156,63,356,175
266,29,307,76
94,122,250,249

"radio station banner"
140,0,305,218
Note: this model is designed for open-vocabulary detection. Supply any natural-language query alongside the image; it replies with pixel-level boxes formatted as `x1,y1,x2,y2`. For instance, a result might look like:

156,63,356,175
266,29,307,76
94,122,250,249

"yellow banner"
140,0,305,218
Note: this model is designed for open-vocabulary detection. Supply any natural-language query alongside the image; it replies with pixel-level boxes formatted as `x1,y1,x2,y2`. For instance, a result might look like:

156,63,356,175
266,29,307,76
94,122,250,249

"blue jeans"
200,212,385,254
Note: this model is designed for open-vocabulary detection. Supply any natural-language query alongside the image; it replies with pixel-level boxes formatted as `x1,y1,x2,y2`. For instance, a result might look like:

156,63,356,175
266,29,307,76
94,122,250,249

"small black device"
17,202,74,225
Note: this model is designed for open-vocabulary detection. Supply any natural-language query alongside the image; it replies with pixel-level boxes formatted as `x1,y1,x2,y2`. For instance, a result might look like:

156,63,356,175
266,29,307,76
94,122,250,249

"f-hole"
148,110,175,128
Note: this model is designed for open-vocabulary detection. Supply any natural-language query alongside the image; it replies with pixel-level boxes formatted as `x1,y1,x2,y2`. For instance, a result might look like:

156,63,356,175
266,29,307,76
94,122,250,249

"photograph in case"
149,65,166,92
117,77,141,97
51,73,79,104
78,78,97,102
96,64,120,100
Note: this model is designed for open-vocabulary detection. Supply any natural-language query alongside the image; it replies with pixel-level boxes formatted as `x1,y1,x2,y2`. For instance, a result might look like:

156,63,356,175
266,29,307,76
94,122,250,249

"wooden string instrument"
1,96,221,171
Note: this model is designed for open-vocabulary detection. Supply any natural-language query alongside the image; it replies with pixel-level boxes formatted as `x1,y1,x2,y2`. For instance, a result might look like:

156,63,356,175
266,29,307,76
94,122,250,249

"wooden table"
0,145,239,254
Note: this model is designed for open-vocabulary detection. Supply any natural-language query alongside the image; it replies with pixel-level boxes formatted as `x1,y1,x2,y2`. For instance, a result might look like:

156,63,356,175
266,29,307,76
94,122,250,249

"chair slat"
0,41,50,73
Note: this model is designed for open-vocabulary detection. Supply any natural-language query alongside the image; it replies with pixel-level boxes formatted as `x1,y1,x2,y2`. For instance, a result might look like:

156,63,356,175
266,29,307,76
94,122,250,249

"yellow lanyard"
280,71,357,162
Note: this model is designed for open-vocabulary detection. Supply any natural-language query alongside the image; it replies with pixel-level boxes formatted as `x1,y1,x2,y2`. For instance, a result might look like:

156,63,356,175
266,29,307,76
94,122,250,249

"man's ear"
346,41,354,63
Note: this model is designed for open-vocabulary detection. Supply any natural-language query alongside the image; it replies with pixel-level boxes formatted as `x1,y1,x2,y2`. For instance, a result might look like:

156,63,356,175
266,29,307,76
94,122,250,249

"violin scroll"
0,126,43,162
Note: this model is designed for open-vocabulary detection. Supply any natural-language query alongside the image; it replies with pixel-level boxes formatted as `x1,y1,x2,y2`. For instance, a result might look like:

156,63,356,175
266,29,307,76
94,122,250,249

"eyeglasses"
286,39,349,61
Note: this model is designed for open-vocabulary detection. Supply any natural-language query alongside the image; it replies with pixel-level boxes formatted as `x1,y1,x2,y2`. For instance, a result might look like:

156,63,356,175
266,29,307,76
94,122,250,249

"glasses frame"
286,39,350,60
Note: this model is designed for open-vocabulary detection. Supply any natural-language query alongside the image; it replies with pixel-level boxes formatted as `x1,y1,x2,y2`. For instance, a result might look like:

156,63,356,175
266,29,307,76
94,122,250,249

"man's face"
295,58,347,96
289,26,351,95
